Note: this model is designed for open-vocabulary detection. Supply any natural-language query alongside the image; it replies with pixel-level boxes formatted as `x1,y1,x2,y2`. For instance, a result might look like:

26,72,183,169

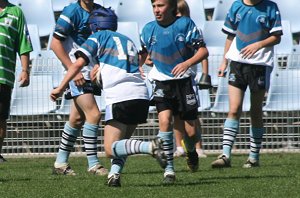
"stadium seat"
31,50,65,88
272,0,300,34
210,76,251,113
263,69,300,111
103,0,119,14
274,21,293,68
27,24,42,60
197,88,212,111
51,0,71,12
117,0,154,33
203,20,226,47
10,72,56,116
117,21,141,49
202,21,227,86
205,46,224,87
13,0,56,37
185,0,206,29
203,0,218,10
212,0,235,21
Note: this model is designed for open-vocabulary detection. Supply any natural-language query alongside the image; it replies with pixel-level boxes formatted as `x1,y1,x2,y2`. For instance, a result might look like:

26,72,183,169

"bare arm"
218,35,234,77
240,35,281,59
18,53,30,87
171,46,209,77
50,57,86,101
50,36,85,85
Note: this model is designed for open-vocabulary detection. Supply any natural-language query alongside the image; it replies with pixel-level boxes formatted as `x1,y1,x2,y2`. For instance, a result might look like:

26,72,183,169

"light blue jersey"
223,0,282,66
76,30,149,105
53,2,104,80
141,16,205,81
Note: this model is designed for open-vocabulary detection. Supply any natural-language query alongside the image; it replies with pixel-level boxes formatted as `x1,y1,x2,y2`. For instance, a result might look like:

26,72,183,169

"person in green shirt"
0,0,32,162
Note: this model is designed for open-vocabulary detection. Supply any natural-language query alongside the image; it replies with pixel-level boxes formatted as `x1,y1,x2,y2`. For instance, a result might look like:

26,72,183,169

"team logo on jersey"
256,15,267,24
175,33,185,43
186,94,196,105
4,18,13,26
149,36,157,46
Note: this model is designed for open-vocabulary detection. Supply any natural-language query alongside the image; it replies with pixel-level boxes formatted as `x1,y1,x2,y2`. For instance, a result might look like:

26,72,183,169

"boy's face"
152,0,174,25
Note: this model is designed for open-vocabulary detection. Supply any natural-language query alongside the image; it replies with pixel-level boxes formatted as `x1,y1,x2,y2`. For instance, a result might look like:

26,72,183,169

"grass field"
0,153,299,198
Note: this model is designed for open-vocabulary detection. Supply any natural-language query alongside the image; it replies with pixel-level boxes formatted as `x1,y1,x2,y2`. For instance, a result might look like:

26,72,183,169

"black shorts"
228,61,272,92
64,80,101,100
152,77,198,120
105,99,149,125
0,84,12,120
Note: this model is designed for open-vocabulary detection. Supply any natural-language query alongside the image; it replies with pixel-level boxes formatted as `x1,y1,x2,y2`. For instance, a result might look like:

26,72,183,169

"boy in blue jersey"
211,0,282,168
50,8,167,187
50,0,108,176
140,0,209,184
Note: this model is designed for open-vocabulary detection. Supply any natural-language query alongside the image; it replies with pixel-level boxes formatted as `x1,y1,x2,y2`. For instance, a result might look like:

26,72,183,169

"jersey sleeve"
222,1,239,36
185,18,206,50
53,6,76,40
269,3,282,36
17,9,33,55
75,34,99,65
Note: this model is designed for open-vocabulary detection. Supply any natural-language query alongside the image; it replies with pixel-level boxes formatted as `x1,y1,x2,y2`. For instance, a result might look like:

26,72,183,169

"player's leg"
243,89,265,168
53,100,83,175
156,109,175,184
0,84,11,163
195,119,207,158
173,115,185,157
211,85,244,168
74,93,108,175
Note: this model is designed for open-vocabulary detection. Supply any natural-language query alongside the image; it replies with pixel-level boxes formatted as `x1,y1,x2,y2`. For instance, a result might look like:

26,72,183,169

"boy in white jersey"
50,8,167,187
51,0,108,176
140,0,209,184
211,0,282,168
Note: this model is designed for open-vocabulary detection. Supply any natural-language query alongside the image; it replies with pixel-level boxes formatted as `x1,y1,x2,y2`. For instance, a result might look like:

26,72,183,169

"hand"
90,64,100,83
50,87,63,101
73,72,85,86
218,61,228,77
18,71,30,87
171,62,189,77
240,42,262,59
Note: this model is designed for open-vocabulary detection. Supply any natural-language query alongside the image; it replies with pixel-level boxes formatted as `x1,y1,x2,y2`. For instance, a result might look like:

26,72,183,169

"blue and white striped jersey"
223,0,282,67
53,2,104,80
76,30,149,105
141,16,205,81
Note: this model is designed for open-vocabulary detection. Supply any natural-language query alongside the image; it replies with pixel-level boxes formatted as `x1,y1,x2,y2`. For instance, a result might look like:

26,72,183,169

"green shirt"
0,3,32,87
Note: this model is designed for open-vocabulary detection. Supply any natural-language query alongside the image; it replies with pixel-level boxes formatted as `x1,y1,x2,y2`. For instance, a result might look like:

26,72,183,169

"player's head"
177,0,190,17
151,0,178,17
88,7,118,33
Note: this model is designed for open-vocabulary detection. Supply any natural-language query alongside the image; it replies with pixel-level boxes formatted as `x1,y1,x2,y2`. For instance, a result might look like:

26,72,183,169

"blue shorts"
64,80,101,99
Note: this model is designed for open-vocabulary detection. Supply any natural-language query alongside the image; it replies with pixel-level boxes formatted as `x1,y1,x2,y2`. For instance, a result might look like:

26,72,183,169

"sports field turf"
0,153,299,198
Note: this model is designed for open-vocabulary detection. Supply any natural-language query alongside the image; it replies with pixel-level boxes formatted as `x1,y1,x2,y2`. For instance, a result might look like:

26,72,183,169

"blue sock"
249,127,264,161
157,131,174,174
111,139,151,157
222,118,239,158
109,157,127,176
55,122,80,164
83,122,100,169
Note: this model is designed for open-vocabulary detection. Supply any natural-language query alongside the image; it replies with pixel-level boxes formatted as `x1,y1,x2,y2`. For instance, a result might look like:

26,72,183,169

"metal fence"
3,52,300,157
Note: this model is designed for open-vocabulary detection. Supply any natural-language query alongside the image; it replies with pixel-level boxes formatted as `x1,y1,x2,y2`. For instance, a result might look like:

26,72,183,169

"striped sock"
109,157,127,176
249,127,264,161
157,131,174,174
222,118,239,158
111,139,151,158
55,122,80,164
83,122,100,169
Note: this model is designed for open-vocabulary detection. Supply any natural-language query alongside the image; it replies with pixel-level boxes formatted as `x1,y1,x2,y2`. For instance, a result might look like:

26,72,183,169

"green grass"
0,153,299,198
